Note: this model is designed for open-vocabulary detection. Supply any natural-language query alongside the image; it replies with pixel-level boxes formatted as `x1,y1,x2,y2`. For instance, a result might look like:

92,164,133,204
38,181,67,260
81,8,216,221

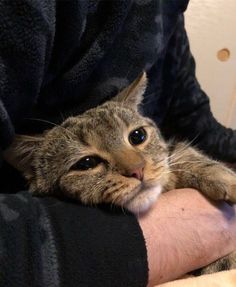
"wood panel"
185,0,236,128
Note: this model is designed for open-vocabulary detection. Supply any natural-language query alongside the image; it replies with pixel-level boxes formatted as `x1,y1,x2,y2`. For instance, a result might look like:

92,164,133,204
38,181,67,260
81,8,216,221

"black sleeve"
0,2,148,285
161,15,236,162
0,191,148,287
0,0,56,149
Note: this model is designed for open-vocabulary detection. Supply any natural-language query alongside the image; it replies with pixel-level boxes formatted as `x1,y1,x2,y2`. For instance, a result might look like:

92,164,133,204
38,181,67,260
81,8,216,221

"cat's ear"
3,135,44,179
112,72,147,109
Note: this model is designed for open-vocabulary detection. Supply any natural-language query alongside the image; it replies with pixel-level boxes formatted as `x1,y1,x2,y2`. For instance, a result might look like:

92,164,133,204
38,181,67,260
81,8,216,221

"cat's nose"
129,167,144,181
114,150,145,181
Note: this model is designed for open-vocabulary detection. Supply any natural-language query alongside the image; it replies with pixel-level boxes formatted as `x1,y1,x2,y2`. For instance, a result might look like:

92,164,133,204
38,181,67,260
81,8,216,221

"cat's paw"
224,181,236,203
199,164,236,203
195,251,236,275
213,167,236,203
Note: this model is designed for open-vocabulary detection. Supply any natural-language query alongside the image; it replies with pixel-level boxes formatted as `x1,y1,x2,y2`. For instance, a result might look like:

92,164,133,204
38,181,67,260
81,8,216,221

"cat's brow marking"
75,128,90,147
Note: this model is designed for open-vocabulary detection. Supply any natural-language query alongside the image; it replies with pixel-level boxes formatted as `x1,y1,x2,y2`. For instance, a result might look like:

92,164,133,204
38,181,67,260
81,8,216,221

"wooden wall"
185,0,236,128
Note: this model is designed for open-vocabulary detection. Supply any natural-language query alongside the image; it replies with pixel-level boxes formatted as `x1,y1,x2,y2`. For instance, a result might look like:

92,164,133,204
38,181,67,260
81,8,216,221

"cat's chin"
124,184,162,215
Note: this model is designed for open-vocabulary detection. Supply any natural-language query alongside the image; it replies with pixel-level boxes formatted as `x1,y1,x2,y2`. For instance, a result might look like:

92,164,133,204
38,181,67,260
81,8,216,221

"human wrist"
138,188,236,286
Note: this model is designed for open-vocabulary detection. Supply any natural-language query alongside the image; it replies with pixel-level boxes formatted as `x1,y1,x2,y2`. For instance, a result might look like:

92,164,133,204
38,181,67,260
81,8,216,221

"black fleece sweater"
0,1,236,286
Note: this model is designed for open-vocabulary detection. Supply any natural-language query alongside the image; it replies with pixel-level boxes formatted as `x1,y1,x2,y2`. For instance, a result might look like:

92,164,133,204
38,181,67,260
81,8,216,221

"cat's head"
4,73,170,214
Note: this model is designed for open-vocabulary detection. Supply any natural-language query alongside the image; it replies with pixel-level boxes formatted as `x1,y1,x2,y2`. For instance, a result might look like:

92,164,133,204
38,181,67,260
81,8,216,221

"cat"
3,72,236,274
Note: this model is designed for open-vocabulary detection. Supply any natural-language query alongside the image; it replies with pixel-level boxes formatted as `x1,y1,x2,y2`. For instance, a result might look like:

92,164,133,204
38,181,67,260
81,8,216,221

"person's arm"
1,189,236,287
139,188,236,286
0,191,148,287
0,0,56,149
160,15,236,163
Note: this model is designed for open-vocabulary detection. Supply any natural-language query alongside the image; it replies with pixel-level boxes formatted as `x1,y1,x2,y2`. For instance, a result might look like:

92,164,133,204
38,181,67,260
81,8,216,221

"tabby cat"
4,73,236,274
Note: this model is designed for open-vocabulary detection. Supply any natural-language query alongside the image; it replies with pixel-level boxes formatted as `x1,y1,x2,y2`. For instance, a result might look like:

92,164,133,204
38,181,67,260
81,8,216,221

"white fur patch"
125,184,162,214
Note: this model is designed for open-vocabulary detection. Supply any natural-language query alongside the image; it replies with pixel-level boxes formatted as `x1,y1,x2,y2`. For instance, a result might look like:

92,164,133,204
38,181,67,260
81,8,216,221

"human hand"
138,188,236,286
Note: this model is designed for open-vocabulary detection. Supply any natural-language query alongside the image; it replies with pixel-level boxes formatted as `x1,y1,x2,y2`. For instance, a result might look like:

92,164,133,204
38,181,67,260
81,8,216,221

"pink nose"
130,167,144,181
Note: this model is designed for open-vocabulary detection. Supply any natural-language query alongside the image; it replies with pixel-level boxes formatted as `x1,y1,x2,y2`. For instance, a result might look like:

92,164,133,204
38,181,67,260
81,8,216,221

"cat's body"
4,73,236,274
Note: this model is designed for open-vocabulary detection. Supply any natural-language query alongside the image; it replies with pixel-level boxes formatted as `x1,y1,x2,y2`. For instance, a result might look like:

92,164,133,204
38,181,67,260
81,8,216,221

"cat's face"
4,73,170,214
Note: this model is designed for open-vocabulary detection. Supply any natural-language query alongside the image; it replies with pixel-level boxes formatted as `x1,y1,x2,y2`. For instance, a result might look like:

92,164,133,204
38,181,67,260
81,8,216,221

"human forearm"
0,191,148,287
139,188,236,286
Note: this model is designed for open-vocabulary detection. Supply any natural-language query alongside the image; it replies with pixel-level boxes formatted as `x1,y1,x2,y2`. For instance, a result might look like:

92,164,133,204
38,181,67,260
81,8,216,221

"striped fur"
4,73,236,273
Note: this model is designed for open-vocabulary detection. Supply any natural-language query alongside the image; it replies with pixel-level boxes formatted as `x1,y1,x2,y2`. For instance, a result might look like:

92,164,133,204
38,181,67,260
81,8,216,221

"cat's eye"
71,156,103,171
129,127,147,146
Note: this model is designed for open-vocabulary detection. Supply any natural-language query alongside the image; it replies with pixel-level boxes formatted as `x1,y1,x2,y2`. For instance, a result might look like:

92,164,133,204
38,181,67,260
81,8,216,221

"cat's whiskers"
111,191,123,206
166,134,200,163
150,163,166,172
109,200,117,212
28,118,76,139
59,112,66,122
167,148,190,162
103,182,124,202
168,160,205,167
120,205,128,215
28,117,63,128
166,168,198,175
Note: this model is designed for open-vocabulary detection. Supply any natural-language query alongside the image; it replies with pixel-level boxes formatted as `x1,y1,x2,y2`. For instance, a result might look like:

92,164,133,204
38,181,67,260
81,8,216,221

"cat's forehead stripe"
76,128,90,146
65,104,148,150
99,105,136,127
84,107,127,130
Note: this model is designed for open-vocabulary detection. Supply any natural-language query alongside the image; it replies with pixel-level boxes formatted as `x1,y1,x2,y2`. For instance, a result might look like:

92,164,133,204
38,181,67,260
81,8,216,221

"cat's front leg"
194,251,236,275
168,142,236,203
